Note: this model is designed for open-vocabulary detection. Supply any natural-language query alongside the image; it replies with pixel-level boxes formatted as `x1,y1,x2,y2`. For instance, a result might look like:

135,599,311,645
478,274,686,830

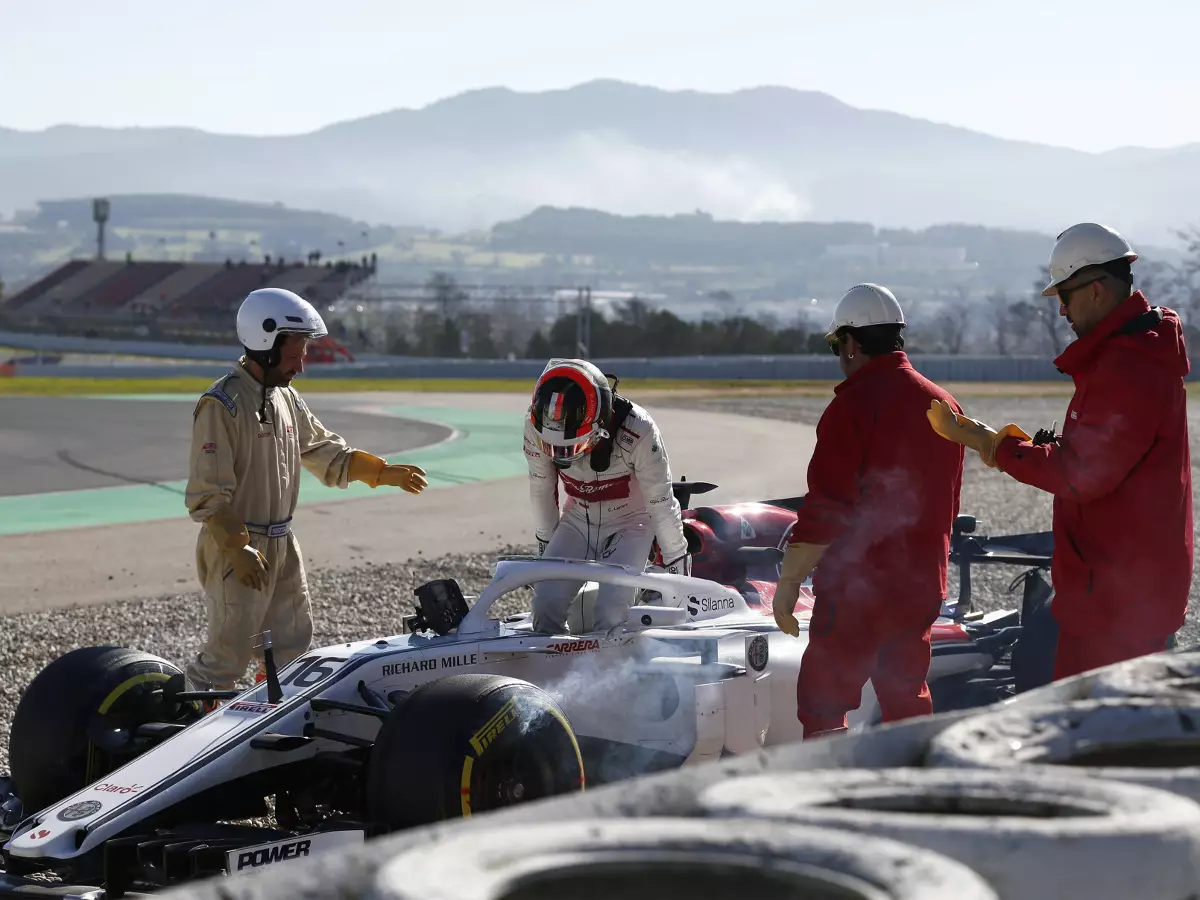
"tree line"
333,227,1200,360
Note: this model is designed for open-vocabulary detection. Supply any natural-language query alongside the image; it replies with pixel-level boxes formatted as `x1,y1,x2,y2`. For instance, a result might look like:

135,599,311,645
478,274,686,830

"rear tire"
8,645,197,814
364,674,585,831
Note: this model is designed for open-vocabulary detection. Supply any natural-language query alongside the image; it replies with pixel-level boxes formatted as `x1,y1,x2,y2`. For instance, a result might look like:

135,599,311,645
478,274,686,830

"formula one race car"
0,480,1060,897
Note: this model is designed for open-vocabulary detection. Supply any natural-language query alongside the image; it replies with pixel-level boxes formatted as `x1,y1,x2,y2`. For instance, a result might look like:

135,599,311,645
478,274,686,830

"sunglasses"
1057,275,1105,305
827,332,845,356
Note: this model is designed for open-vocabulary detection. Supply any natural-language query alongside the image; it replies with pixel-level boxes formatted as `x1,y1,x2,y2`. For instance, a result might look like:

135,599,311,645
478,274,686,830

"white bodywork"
4,556,994,865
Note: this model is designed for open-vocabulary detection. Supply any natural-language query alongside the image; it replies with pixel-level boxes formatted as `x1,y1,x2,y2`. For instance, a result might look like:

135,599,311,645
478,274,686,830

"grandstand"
0,256,375,345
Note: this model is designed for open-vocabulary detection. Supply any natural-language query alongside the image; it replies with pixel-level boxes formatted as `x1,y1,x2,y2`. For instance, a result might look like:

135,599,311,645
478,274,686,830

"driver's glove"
664,554,692,577
773,542,827,637
927,399,1030,468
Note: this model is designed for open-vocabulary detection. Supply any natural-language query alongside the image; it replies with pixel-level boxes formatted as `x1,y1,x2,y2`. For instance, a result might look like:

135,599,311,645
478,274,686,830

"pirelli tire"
368,817,1000,900
924,697,1200,804
8,645,196,816
364,673,585,831
696,767,1200,900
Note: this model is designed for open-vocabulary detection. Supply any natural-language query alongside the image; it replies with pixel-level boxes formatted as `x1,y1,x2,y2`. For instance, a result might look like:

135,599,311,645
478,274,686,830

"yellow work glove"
348,450,429,494
926,400,1031,468
774,542,827,637
202,506,270,591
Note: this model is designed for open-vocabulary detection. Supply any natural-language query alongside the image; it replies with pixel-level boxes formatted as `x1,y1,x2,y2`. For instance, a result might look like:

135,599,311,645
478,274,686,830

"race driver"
524,358,691,636
184,287,428,699
773,284,966,739
928,222,1192,681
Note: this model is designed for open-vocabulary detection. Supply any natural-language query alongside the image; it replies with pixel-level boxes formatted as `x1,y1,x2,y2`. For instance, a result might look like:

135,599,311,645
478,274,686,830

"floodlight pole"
93,198,110,261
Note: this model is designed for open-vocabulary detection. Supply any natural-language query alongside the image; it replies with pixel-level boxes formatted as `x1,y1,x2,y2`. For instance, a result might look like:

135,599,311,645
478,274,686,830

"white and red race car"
0,481,1058,897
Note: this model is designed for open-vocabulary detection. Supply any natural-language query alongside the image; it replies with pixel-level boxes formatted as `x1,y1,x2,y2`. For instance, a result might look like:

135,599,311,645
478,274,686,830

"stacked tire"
365,652,1200,900
368,816,1002,900
695,768,1200,900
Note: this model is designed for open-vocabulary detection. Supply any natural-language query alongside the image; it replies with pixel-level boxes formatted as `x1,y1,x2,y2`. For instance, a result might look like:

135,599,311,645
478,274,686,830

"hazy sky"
2,0,1196,153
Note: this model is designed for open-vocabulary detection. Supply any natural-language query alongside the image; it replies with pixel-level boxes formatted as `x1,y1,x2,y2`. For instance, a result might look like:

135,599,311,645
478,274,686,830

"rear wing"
948,515,1053,617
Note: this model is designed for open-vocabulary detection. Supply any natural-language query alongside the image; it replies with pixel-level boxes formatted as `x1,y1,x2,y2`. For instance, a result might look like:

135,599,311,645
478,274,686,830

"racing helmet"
529,358,613,468
1041,223,1138,297
236,288,328,369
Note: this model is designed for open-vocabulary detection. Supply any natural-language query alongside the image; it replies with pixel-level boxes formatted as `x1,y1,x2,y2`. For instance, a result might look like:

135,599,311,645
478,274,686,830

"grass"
0,374,1134,398
0,376,843,396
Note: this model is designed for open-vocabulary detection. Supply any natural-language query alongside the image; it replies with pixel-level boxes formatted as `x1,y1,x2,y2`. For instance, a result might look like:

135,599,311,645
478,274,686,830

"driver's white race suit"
524,399,689,635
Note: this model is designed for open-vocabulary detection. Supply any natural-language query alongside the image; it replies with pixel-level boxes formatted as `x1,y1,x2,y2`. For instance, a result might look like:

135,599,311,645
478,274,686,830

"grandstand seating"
2,259,89,309
2,259,375,333
265,263,336,297
73,262,185,313
167,263,279,317
124,263,224,313
23,261,125,313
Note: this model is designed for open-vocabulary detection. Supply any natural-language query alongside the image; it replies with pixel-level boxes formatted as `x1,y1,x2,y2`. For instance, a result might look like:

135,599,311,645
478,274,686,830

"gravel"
2,389,1197,784
0,547,536,777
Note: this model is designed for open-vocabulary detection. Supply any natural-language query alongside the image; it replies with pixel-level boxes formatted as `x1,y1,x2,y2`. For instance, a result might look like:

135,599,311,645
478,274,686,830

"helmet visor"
537,431,597,463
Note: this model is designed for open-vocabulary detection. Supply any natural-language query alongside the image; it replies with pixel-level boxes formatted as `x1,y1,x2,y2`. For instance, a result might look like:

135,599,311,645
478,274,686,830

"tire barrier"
695,767,1200,900
367,816,1001,900
925,697,1200,804
1087,651,1200,704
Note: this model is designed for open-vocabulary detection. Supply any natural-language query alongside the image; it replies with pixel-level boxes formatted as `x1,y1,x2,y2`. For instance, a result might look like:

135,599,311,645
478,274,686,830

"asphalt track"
0,396,449,497
0,390,818,615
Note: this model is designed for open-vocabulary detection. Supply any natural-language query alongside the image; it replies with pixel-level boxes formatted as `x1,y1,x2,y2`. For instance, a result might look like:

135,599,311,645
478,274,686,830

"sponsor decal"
28,828,50,841
200,386,237,417
547,639,600,653
57,800,102,821
469,697,518,755
747,635,769,672
686,595,737,617
382,652,478,677
226,830,364,874
559,471,632,502
257,430,272,439
739,517,756,540
227,701,276,715
94,782,142,795
201,442,217,454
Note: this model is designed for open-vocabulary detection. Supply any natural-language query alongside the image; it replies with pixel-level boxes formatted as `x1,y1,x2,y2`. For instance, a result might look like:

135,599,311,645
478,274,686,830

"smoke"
361,130,816,230
493,131,814,223
818,463,926,605
512,635,696,785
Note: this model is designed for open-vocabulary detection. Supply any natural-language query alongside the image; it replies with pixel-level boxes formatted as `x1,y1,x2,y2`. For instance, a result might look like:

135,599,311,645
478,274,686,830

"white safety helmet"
1042,223,1138,297
825,283,906,340
236,288,328,352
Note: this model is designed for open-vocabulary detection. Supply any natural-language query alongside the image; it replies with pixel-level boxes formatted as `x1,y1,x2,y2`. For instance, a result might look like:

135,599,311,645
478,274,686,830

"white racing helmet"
825,283,906,346
1042,223,1138,297
236,288,328,354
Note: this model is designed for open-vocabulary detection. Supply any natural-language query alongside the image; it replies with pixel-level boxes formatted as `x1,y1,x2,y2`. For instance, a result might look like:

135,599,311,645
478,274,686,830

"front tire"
8,645,197,815
364,674,585,831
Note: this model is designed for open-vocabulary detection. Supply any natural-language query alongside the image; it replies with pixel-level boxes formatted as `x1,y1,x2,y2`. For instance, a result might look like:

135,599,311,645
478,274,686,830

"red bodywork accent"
651,496,971,645
306,335,354,363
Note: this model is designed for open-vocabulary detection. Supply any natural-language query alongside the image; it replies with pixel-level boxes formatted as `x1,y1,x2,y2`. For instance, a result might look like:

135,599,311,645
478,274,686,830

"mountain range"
2,79,1197,245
